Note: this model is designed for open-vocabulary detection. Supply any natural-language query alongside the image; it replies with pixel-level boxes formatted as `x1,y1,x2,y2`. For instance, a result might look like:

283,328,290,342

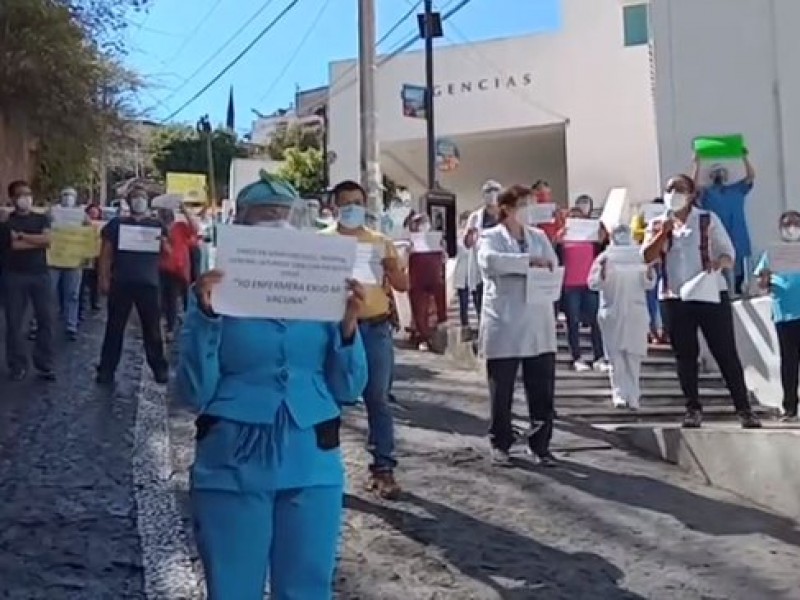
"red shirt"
159,221,196,282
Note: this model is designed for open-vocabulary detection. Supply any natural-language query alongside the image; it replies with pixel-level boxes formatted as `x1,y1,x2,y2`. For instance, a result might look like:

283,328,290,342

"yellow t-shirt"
320,225,399,320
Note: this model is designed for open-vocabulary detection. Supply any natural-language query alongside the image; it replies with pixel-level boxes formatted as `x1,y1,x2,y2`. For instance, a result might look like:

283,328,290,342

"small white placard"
679,271,721,303
604,246,644,265
528,203,557,225
353,242,385,285
118,225,162,253
600,187,628,230
563,218,600,242
211,225,357,321
51,207,85,228
768,244,800,273
642,203,665,223
409,231,442,253
526,266,565,304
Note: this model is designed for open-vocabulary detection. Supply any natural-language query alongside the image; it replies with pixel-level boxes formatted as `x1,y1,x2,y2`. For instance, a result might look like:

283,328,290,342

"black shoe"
67,330,78,342
37,370,56,382
527,448,559,467
96,370,114,385
153,370,169,385
682,409,703,428
9,368,27,382
27,330,37,341
738,411,762,429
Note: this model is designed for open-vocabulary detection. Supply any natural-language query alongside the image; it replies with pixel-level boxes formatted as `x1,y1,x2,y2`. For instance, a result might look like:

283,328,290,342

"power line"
377,1,423,49
166,0,224,63
161,0,302,122
258,0,332,103
160,0,279,107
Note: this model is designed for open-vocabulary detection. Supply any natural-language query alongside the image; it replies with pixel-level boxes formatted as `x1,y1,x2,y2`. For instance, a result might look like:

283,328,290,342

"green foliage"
0,0,147,195
278,148,324,197
150,126,249,196
267,122,322,161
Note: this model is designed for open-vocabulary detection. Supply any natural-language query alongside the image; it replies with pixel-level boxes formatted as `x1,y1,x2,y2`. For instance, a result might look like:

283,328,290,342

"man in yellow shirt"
321,180,408,499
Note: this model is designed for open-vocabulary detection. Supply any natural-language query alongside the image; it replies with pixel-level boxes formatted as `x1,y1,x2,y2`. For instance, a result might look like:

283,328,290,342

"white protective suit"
587,249,655,407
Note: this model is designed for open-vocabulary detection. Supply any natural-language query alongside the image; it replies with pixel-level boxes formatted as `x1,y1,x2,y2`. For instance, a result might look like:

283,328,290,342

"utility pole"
358,0,381,212
196,115,217,211
420,1,442,191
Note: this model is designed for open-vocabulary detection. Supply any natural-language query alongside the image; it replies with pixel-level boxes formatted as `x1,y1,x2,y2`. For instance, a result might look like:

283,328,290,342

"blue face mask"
339,204,366,228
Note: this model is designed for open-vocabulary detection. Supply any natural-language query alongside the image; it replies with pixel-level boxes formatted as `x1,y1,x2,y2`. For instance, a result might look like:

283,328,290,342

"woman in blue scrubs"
176,172,368,599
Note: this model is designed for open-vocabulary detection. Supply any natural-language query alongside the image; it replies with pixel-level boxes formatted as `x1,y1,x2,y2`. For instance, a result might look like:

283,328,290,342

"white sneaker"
612,397,628,409
593,359,611,373
573,360,591,372
628,398,641,411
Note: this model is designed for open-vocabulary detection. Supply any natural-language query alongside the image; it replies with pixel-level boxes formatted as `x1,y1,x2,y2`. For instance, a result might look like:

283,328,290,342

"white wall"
650,0,800,260
327,0,659,208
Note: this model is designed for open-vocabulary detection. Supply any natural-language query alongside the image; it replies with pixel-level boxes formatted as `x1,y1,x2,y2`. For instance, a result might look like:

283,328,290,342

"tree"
150,126,249,198
267,122,322,161
278,148,324,197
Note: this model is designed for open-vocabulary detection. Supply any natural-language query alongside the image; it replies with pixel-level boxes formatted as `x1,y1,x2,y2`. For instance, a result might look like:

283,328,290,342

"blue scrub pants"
193,485,342,599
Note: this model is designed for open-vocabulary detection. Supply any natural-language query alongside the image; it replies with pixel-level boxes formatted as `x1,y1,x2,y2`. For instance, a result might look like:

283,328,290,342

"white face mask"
780,226,800,242
612,231,633,246
61,195,77,208
130,197,148,215
664,191,690,211
419,223,431,233
15,196,33,211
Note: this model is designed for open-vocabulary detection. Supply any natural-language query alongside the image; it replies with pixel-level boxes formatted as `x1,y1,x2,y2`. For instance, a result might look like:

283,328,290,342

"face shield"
236,197,307,229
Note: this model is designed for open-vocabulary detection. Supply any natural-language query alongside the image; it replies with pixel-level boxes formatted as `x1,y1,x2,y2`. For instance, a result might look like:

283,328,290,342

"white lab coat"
465,206,494,291
477,224,559,360
452,227,470,290
587,250,655,357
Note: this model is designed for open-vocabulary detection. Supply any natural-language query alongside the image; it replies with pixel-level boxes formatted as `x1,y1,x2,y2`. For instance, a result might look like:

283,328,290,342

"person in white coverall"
587,224,655,410
464,180,502,319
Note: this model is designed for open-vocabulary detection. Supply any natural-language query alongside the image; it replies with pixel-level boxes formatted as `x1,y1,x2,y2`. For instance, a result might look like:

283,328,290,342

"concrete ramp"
598,423,800,522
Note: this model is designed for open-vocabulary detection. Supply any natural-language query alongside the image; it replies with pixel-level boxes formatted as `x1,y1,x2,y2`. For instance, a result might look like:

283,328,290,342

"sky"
125,0,561,132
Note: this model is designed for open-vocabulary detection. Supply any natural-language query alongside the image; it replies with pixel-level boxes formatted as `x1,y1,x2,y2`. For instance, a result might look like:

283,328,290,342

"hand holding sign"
196,269,225,315
342,279,366,340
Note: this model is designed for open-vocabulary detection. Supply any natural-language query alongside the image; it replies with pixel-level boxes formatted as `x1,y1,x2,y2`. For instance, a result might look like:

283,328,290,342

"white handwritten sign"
353,242,385,285
768,244,800,273
409,231,442,254
600,187,628,230
212,225,357,320
528,203,557,225
51,206,85,228
526,266,565,304
118,225,161,253
564,218,600,242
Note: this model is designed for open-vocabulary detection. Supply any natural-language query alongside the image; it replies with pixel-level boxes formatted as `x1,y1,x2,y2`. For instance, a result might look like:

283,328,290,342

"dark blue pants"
562,287,603,362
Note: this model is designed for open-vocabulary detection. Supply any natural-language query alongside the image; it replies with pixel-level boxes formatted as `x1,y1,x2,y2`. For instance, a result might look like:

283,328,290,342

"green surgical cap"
236,170,300,208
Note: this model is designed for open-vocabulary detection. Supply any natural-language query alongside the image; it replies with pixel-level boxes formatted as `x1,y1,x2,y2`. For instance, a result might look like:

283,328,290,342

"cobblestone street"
2,319,800,599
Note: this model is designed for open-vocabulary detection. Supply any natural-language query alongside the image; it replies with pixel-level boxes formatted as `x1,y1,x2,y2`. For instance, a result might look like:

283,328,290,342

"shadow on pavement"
529,459,800,548
392,396,489,437
346,492,645,600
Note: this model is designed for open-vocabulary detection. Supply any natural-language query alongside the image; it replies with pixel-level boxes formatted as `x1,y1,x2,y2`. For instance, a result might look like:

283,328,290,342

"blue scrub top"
755,250,800,324
700,179,753,264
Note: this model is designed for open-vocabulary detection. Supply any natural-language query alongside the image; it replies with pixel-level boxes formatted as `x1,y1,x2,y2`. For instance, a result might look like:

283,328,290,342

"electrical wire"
166,0,225,63
160,0,279,106
161,0,302,122
258,0,332,103
377,0,423,49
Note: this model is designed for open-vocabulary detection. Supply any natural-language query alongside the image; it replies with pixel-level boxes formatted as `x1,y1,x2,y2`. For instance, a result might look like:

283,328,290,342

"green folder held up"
693,134,746,160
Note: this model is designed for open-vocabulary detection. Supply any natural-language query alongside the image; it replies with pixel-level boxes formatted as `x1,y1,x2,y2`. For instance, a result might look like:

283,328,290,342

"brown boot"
366,471,402,500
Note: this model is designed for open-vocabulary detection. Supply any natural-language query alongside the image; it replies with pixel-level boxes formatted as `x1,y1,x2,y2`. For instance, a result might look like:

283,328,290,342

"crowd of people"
1,151,796,598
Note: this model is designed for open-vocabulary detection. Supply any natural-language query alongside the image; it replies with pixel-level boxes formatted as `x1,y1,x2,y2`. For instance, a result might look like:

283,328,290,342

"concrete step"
556,352,676,368
554,369,719,382
556,339,673,355
552,377,727,390
555,387,731,401
550,405,776,423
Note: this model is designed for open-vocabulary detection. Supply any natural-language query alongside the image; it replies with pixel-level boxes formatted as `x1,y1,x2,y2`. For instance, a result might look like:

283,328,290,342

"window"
623,4,649,47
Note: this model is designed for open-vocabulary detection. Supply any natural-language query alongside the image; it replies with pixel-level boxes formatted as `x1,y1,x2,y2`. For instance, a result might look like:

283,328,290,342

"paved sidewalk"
165,347,800,600
0,313,146,599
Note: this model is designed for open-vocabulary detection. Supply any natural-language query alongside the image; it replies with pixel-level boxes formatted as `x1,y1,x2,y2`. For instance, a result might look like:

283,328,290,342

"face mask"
612,231,633,246
576,203,591,216
253,220,294,229
780,226,800,242
711,170,728,186
15,196,33,211
664,191,690,211
61,195,76,208
419,223,432,233
339,204,366,228
483,192,498,206
130,197,148,214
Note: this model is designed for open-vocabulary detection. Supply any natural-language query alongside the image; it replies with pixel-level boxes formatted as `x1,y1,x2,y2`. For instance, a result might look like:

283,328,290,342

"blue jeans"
50,267,81,333
358,320,397,473
562,287,603,362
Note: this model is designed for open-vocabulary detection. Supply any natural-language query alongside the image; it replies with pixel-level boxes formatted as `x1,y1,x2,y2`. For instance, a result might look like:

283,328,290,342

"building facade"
327,0,659,212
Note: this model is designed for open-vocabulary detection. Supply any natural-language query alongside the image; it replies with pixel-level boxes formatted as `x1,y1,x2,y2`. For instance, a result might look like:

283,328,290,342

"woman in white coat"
453,211,472,327
587,224,655,410
464,180,502,318
477,185,559,467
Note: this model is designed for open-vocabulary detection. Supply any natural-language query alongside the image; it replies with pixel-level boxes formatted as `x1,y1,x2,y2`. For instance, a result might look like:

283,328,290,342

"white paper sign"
526,266,565,304
528,203,557,224
600,187,628,230
51,207,85,228
679,271,721,303
212,225,357,321
353,242,385,285
768,244,800,273
642,203,665,223
118,225,162,253
564,218,600,242
604,246,644,265
409,231,442,253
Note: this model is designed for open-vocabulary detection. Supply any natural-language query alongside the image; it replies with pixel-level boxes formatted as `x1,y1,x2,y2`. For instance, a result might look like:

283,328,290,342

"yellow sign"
166,172,208,205
47,226,100,269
